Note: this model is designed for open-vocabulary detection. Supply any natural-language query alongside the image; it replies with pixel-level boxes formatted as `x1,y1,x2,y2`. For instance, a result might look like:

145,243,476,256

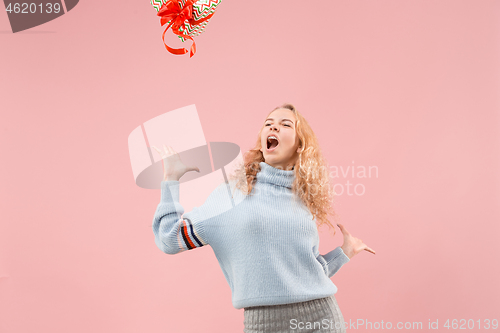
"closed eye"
265,123,291,127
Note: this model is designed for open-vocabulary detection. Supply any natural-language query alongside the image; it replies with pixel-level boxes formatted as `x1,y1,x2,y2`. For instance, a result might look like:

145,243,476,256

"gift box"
151,0,222,57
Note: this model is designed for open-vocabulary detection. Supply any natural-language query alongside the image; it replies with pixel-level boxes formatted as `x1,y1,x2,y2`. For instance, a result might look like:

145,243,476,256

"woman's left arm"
315,223,376,278
316,246,351,278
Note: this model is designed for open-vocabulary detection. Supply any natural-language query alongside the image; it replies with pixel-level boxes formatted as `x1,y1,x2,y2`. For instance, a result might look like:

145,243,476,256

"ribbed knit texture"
244,294,346,333
152,162,350,309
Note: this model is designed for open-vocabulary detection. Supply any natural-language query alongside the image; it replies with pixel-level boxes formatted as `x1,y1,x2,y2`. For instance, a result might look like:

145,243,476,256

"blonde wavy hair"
229,103,339,234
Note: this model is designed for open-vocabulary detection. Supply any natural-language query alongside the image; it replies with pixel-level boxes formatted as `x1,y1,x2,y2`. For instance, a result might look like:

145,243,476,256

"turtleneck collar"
256,162,295,189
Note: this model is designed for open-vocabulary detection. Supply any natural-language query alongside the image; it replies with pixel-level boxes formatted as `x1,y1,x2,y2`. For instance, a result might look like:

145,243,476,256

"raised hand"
337,223,376,259
151,144,200,181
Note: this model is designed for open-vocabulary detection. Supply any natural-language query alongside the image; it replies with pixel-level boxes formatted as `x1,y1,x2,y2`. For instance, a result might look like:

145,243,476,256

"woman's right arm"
152,180,209,254
151,145,206,255
151,144,237,254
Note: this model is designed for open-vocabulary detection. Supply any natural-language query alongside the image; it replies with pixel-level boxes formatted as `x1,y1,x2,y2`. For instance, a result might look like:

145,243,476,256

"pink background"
1,1,499,332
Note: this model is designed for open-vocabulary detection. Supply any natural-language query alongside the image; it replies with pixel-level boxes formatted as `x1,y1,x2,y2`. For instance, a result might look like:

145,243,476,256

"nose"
270,124,279,131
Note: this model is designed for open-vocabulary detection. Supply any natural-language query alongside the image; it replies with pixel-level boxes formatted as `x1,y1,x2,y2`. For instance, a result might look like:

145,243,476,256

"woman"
152,103,375,333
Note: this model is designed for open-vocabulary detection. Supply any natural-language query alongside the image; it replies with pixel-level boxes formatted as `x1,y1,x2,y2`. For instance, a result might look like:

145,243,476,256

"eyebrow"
265,118,295,124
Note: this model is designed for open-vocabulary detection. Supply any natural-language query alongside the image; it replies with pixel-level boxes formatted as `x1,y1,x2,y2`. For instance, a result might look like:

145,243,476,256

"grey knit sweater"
153,161,350,309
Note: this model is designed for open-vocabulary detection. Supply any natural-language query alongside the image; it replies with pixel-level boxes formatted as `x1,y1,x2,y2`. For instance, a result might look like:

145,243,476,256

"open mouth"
266,136,279,151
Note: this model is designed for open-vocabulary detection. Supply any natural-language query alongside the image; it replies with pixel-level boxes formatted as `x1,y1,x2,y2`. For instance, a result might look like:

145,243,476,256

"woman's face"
260,108,302,170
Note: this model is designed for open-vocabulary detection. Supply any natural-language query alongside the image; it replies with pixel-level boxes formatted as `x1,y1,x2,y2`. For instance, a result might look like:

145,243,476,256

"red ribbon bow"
157,0,215,57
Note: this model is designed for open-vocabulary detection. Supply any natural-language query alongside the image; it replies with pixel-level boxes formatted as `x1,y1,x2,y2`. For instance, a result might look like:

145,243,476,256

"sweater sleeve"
152,180,209,255
152,179,237,255
315,246,350,278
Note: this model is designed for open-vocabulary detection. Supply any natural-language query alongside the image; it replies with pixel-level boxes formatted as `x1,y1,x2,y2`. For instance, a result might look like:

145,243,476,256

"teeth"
267,135,279,150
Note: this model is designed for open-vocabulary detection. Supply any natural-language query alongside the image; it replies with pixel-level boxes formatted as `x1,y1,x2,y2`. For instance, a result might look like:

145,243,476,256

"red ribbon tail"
189,38,196,57
179,34,196,57
161,21,189,55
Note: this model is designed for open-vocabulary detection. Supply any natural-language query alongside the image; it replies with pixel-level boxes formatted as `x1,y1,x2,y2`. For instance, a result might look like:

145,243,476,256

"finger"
167,146,176,154
188,166,200,173
153,146,164,156
336,223,350,235
364,246,376,255
163,144,172,156
152,146,166,159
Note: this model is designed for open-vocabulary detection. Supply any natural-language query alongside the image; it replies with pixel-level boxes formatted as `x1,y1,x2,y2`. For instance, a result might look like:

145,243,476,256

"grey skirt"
243,295,346,333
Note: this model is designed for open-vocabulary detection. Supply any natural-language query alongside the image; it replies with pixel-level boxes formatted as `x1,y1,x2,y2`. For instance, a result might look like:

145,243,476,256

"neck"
266,162,295,171
256,162,295,189
264,157,297,171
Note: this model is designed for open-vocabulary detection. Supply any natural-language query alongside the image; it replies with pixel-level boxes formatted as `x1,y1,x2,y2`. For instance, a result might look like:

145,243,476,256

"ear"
297,145,303,153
